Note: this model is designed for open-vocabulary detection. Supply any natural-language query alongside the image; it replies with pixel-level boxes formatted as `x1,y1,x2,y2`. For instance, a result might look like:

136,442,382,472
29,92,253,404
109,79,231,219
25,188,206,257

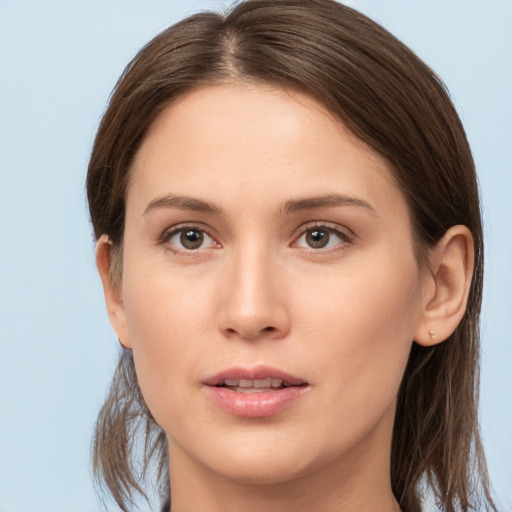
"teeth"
253,378,272,387
235,388,270,394
221,378,285,389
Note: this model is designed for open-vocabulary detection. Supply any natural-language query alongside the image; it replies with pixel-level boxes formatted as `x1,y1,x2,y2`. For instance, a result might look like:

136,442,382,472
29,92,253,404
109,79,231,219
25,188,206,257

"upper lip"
203,365,307,387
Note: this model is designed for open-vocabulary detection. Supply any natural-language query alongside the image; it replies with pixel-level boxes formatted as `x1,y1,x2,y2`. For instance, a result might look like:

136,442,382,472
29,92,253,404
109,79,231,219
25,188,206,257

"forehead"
128,83,404,220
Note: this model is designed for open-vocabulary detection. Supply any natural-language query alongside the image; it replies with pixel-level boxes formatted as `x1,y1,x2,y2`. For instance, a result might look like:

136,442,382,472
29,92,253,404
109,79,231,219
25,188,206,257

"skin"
97,83,474,512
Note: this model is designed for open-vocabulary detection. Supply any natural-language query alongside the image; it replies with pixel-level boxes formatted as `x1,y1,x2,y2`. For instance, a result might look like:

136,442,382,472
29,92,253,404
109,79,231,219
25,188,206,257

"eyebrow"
143,195,222,216
142,193,376,217
282,194,376,216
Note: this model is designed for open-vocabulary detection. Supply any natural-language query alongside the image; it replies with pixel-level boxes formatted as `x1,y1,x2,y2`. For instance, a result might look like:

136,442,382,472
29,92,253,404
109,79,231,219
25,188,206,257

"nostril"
263,326,276,332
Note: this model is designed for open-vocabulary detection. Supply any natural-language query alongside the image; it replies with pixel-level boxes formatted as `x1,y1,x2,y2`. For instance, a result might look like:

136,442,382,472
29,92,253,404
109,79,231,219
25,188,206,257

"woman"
87,1,495,511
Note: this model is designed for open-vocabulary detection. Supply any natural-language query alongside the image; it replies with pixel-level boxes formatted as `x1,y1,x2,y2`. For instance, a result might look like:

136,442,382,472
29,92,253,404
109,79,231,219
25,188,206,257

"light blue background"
0,1,510,510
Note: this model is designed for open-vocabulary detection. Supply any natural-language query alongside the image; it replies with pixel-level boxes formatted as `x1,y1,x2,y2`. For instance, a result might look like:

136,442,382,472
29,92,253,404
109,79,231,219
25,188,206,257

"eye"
293,224,353,250
164,226,218,251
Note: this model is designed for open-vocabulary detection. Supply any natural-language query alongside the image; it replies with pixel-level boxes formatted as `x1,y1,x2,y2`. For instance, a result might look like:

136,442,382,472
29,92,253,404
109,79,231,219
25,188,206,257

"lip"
204,365,307,387
203,365,309,418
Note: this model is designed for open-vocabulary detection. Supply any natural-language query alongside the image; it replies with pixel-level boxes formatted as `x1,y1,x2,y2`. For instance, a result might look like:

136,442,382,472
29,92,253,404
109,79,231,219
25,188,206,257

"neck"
167,406,400,512
169,462,399,512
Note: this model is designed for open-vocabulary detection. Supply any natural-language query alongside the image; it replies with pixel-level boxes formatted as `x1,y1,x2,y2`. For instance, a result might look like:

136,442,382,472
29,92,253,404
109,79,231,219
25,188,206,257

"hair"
87,1,495,511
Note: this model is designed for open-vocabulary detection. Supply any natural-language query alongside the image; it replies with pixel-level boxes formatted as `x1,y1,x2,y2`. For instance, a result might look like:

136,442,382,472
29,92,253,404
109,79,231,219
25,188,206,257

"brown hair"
87,1,494,510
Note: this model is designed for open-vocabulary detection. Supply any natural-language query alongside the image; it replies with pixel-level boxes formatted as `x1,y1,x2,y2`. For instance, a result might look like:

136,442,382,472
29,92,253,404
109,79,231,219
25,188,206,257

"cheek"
295,256,421,414
123,249,216,341
121,262,217,417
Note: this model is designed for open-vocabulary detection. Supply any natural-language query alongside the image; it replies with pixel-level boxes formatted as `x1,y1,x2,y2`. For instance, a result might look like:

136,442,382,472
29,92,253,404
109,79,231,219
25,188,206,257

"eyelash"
159,221,355,255
291,221,355,253
159,223,219,256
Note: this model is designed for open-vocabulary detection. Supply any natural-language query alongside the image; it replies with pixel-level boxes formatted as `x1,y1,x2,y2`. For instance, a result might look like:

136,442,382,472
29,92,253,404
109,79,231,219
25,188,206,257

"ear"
414,225,474,347
96,235,132,349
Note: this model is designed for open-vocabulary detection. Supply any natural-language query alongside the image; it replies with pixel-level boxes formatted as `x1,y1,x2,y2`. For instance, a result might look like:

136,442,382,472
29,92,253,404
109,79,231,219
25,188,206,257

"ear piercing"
428,329,436,341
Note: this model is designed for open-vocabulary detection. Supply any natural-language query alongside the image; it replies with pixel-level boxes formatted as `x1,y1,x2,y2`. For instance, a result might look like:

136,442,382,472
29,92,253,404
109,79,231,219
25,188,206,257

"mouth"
203,366,309,417
204,365,308,390
216,377,298,394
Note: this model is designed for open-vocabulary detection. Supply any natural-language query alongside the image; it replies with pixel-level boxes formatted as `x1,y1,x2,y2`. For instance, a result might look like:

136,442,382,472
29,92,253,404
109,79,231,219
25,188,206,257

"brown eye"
305,229,330,248
180,229,204,250
294,224,352,251
166,227,217,252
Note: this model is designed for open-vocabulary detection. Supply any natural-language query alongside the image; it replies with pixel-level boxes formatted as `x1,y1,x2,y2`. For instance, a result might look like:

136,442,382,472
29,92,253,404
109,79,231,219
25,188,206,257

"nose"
217,244,291,341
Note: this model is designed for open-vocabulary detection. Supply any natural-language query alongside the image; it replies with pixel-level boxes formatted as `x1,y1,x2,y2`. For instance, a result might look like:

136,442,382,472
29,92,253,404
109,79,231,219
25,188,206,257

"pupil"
180,229,204,249
307,229,329,248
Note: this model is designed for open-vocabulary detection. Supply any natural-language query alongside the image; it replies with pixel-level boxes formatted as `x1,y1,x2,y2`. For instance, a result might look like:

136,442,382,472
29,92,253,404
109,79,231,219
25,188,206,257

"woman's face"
113,83,429,485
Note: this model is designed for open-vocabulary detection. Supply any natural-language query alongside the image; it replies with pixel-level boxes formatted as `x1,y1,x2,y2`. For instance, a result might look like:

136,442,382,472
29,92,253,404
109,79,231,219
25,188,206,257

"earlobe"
414,225,474,347
95,235,132,349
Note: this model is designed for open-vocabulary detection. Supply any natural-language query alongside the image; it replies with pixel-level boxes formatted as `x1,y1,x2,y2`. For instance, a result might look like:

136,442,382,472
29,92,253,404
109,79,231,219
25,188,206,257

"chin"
198,435,325,486
214,457,311,486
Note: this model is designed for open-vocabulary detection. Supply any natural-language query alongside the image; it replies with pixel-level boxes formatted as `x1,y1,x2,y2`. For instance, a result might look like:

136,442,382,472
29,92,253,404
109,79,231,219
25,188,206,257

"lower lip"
204,386,307,418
